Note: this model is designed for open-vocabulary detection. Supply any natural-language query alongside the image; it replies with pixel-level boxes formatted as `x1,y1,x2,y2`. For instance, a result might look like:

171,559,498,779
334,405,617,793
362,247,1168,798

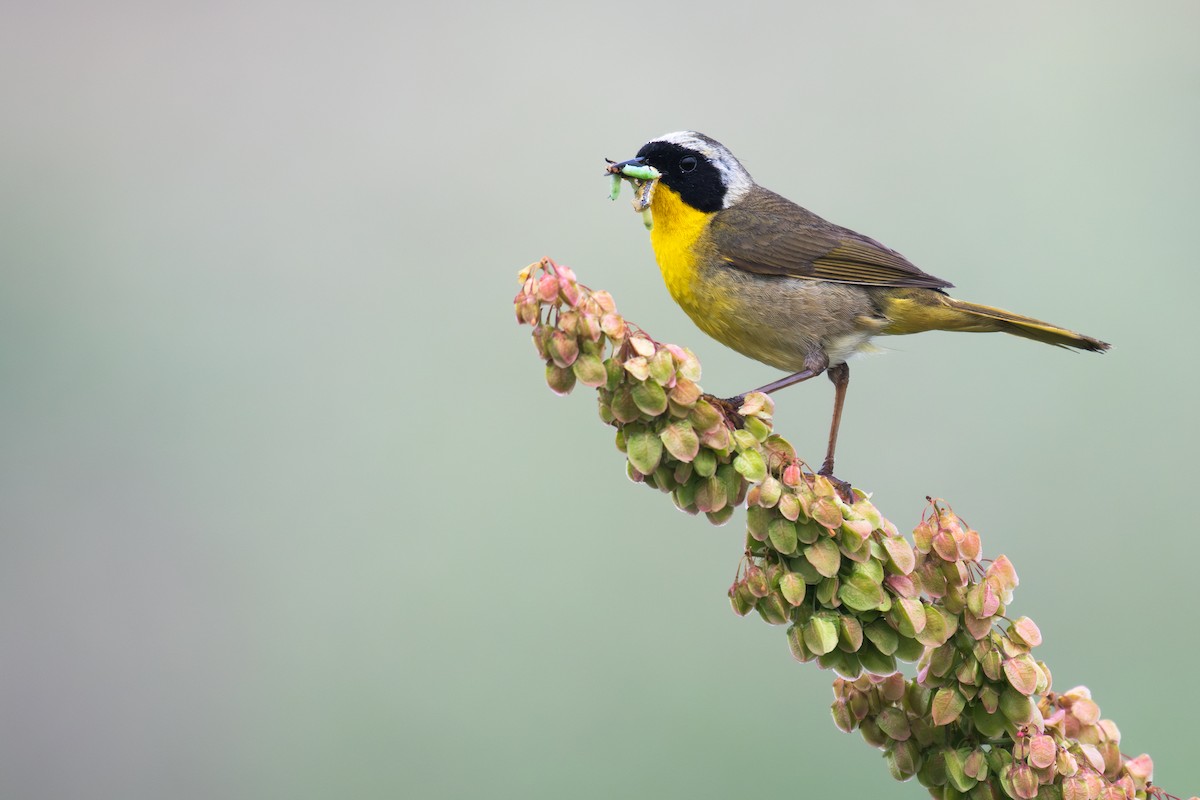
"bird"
606,131,1109,487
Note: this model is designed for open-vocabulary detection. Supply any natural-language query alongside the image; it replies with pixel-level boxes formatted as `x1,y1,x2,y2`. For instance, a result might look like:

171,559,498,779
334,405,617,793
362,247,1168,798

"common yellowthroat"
607,131,1109,483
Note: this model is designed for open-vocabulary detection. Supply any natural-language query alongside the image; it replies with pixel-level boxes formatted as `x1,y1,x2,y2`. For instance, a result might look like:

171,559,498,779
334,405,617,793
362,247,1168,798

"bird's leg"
749,367,823,397
710,367,823,428
819,363,852,500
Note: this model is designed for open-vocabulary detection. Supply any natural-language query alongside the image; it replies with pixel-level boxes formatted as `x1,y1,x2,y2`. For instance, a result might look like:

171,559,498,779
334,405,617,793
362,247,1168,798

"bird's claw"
705,393,746,430
818,469,854,503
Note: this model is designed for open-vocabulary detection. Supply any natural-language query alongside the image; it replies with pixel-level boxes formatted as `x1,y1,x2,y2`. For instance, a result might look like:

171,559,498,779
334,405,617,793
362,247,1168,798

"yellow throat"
647,184,715,311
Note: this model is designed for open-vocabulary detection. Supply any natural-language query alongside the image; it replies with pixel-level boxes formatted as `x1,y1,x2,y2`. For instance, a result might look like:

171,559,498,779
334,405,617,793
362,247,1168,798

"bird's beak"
605,156,661,182
605,156,660,229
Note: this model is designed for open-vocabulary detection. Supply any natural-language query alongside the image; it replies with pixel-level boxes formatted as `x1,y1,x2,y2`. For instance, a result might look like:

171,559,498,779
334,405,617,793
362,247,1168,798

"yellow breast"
647,184,716,313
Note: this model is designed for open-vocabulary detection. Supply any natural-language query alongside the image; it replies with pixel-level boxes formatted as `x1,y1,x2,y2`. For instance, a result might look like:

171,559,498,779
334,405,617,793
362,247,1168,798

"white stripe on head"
652,131,754,208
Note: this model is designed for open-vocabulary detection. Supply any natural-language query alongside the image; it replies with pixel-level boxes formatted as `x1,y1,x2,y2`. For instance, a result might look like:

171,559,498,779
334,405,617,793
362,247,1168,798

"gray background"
2,1,1197,798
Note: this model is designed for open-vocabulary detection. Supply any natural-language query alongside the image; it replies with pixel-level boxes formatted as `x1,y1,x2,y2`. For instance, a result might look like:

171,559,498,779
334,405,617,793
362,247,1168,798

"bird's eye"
679,156,698,173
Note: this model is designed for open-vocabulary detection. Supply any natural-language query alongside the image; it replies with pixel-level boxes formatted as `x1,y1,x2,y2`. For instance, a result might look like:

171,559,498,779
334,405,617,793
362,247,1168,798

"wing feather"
711,188,953,290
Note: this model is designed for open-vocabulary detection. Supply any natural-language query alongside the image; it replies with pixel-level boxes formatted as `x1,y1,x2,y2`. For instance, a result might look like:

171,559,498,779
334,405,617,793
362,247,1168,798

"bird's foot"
704,393,746,430
818,464,854,503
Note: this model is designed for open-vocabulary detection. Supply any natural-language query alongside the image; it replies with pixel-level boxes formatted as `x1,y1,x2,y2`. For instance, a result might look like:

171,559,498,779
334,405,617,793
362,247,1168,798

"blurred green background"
2,2,1197,798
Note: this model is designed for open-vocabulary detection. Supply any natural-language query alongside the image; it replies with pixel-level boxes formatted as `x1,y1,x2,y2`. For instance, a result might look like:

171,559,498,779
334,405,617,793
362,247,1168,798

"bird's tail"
880,290,1110,352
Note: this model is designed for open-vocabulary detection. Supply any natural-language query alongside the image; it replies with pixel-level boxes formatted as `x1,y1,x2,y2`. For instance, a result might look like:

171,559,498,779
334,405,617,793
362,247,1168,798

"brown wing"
711,187,954,290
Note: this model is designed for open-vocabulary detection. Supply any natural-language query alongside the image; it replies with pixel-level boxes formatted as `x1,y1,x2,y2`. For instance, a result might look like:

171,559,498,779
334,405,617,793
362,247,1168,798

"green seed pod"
745,565,770,598
1008,763,1039,800
894,634,925,663
668,377,701,407
927,642,957,678
931,687,966,726
666,398,693,419
814,649,857,678
690,447,716,479
531,325,550,359
865,619,900,656
688,398,721,432
732,449,767,483
1061,776,1087,800
548,329,579,368
1027,734,1056,770
779,572,807,606
815,575,839,606
659,420,700,462
881,536,917,575
832,699,856,733
904,681,932,716
831,650,863,679
963,748,988,781
857,643,898,676
706,505,735,526
646,348,674,386
886,739,922,781
600,312,627,343
698,423,732,453
777,491,801,521
955,656,982,688
756,592,790,625
840,533,874,564
746,505,771,541
693,474,726,513
571,352,607,387
1055,749,1078,778
838,615,864,652
977,685,999,714
889,597,928,639
917,748,948,788
944,747,978,794
917,604,955,647
788,623,814,663
597,397,614,424
768,518,799,555
859,717,889,749
731,428,757,452
851,558,885,585
630,379,668,416
791,518,819,545
998,686,1035,725
610,387,641,423
729,581,756,616
838,572,885,612
652,464,676,493
1035,661,1052,694
622,355,650,382
811,496,845,530
804,613,840,656
602,356,624,390
805,536,842,578
716,463,744,505
756,475,782,507
877,706,912,742
742,415,771,442
672,480,698,515
536,273,560,303
847,686,871,721
545,363,576,395
1002,654,1040,696
624,425,663,476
